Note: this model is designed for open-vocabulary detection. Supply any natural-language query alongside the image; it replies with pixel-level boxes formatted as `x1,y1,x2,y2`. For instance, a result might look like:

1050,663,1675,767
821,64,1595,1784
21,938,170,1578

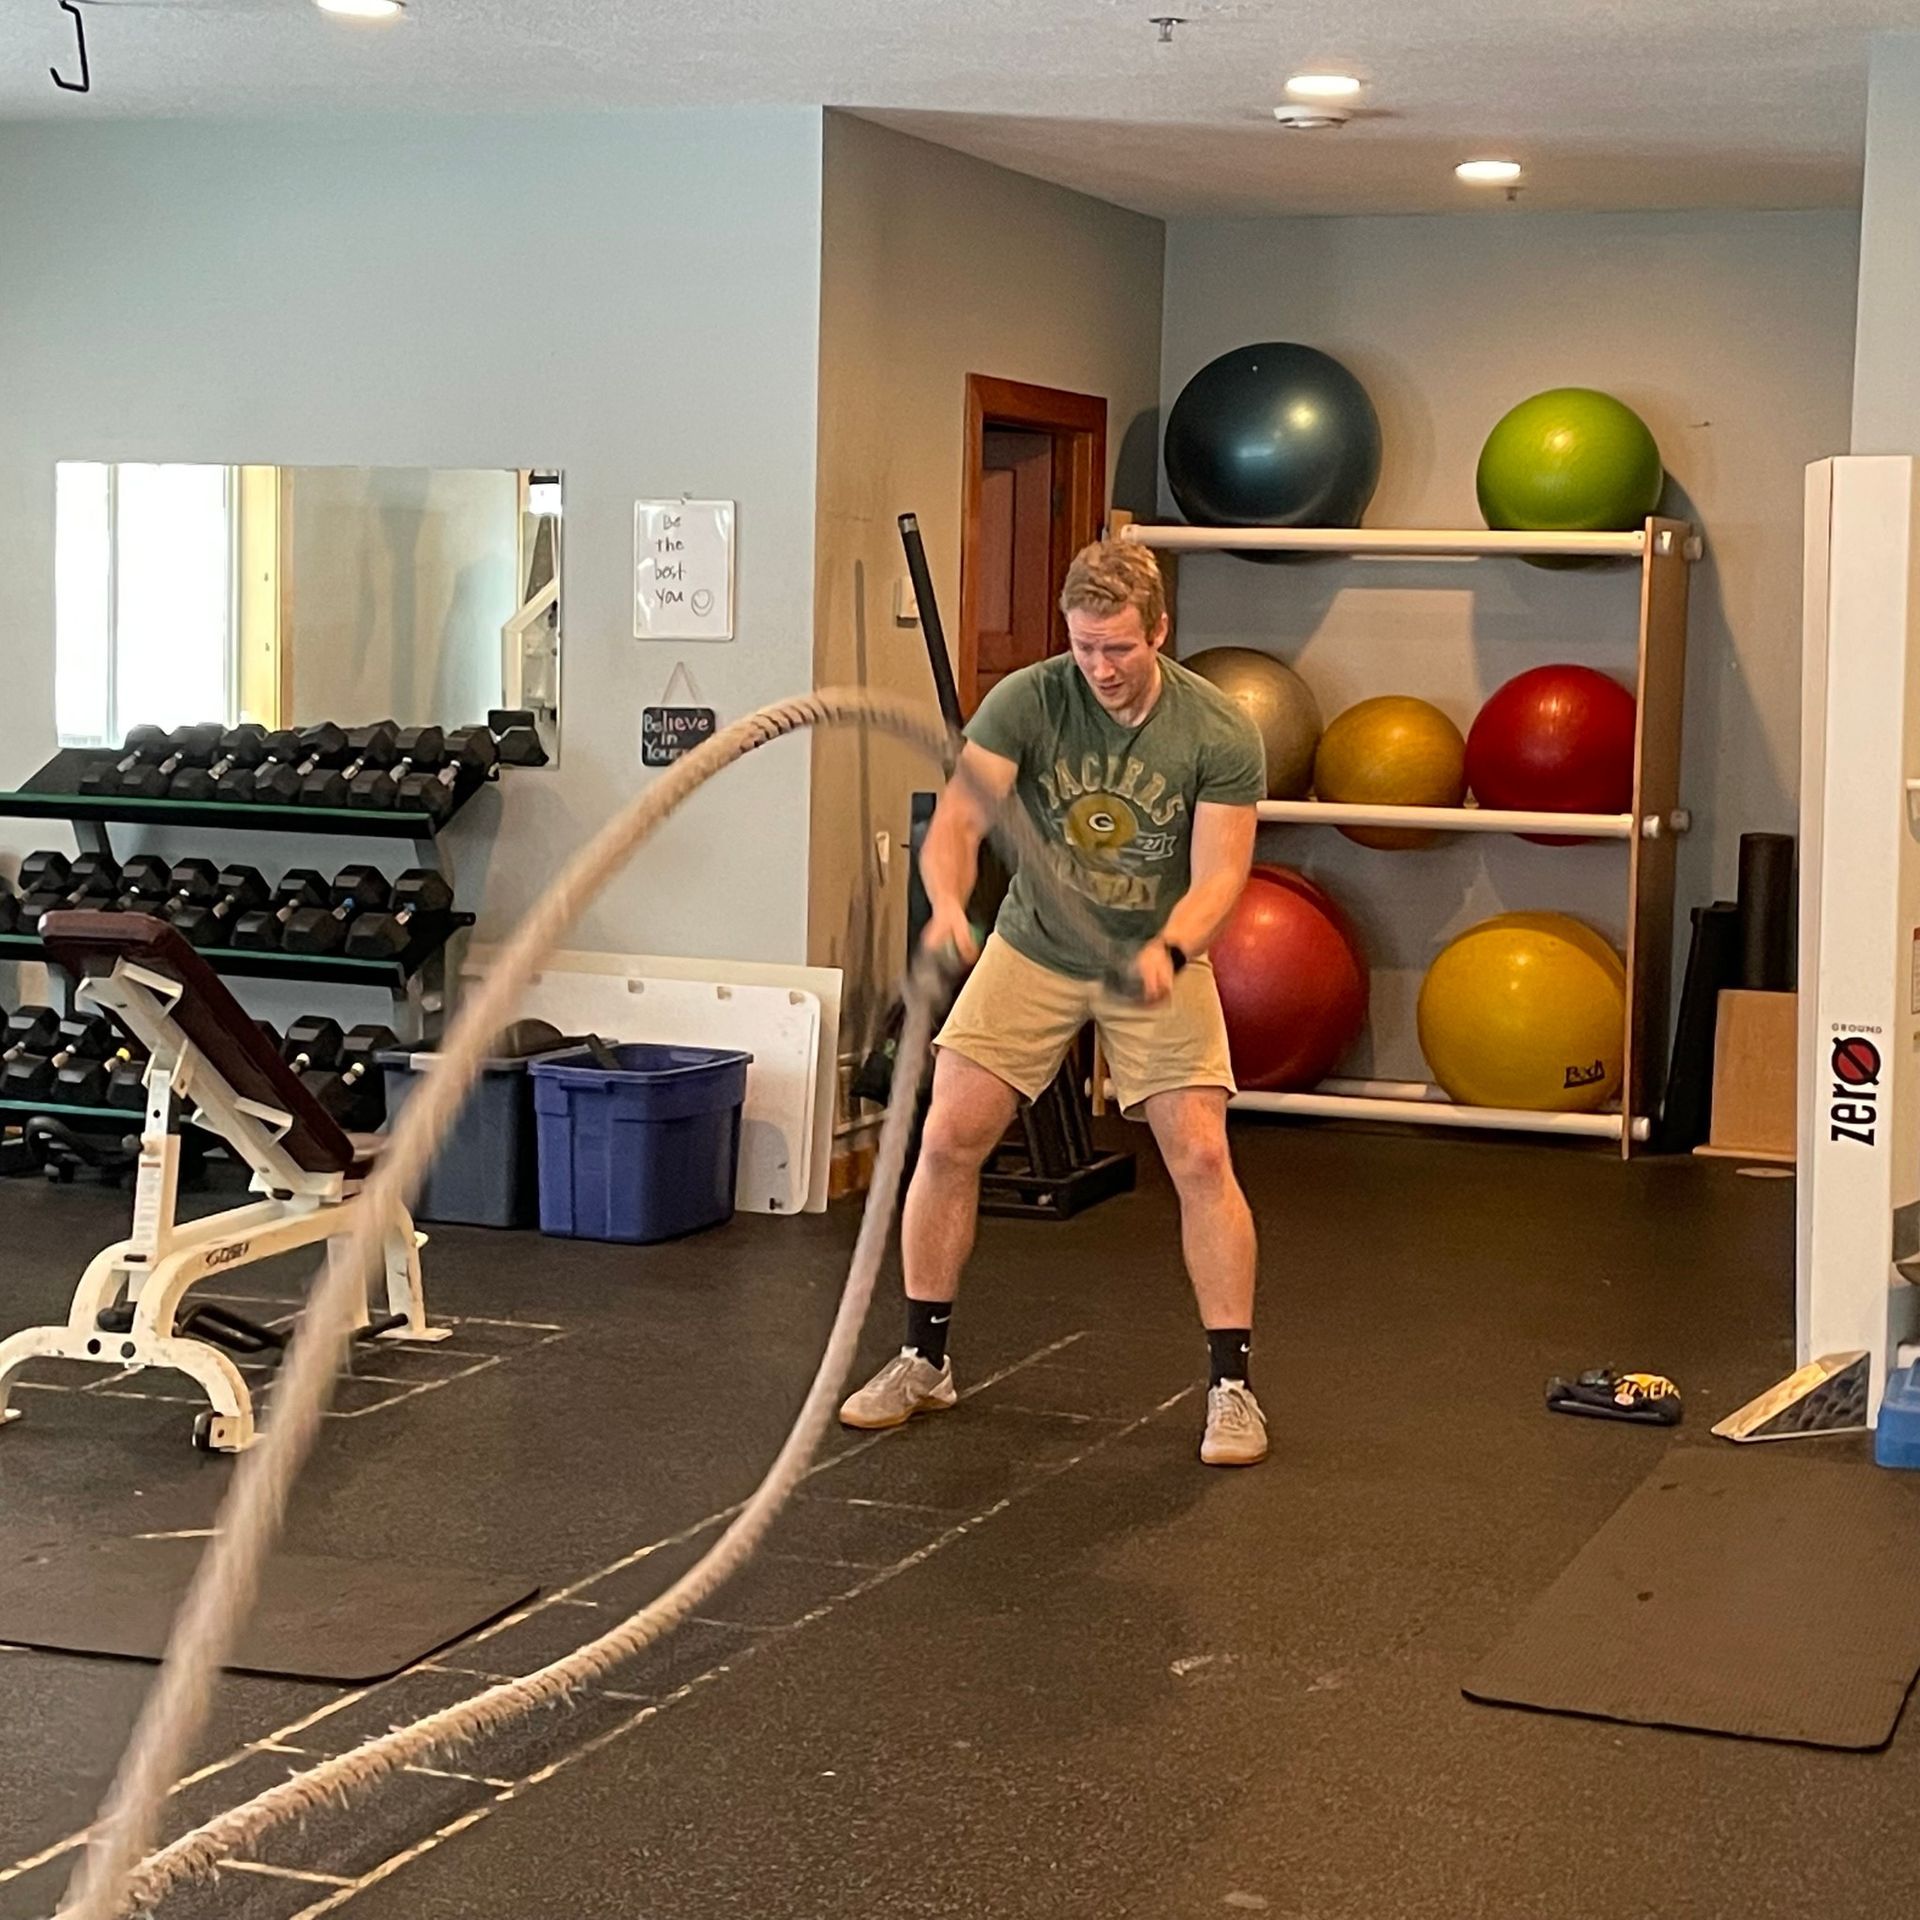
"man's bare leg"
901,1049,1022,1305
1145,1087,1256,1327
839,1049,1019,1430
1145,1086,1267,1465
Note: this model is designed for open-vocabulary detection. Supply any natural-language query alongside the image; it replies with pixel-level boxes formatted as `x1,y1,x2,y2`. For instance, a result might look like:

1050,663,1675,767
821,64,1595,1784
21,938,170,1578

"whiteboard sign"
635,499,734,641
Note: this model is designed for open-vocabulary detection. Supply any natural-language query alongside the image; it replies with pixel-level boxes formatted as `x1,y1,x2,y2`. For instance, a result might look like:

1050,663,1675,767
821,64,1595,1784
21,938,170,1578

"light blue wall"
1852,36,1920,455
0,109,826,963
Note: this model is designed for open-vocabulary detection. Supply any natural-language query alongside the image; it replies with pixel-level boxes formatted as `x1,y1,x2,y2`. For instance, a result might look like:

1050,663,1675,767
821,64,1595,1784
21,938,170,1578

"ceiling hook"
52,0,91,94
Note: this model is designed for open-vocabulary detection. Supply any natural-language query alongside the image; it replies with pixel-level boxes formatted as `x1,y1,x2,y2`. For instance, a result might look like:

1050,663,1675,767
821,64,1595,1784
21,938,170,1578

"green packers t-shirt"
965,653,1267,981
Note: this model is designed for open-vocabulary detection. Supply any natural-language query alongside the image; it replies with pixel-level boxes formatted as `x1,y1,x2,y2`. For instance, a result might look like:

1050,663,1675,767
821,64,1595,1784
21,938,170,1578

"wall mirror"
54,463,562,763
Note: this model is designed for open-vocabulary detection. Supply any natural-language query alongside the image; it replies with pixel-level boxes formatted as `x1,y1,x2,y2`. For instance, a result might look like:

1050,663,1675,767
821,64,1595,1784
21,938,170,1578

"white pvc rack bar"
1117,524,1649,559
1255,798,1634,838
1230,1086,1647,1142
1318,1076,1446,1101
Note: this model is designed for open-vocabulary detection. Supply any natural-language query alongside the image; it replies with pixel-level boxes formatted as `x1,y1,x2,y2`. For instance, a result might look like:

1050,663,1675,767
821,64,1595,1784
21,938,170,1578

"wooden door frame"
960,375,1108,718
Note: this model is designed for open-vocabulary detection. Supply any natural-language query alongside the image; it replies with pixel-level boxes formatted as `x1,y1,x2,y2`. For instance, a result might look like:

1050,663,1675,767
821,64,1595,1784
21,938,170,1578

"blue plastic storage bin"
1876,1363,1920,1470
531,1043,752,1244
379,1022,577,1229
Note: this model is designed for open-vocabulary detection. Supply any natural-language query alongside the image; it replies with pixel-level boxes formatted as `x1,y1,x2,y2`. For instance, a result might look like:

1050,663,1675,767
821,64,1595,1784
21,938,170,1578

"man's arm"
920,741,1019,965
1134,801,1258,1001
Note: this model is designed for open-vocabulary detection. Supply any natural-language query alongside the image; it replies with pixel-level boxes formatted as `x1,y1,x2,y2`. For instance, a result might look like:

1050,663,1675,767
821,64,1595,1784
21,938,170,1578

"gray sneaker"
1201,1382,1269,1466
838,1349,958,1430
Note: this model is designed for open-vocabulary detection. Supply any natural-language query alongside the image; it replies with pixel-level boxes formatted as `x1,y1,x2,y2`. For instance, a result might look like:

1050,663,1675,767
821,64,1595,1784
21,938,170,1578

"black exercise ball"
1164,343,1382,531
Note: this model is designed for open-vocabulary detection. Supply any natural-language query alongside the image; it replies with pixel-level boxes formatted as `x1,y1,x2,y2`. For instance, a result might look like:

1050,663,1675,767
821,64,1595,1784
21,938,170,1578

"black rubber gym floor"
0,1123,1903,1919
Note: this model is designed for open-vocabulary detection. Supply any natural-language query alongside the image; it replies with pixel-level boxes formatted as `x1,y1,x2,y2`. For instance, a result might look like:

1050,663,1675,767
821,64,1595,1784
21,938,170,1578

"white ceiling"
3,0,1914,216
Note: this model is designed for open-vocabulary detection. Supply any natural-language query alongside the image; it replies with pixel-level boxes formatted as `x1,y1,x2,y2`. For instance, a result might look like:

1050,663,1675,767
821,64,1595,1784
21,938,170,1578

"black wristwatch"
1164,942,1190,974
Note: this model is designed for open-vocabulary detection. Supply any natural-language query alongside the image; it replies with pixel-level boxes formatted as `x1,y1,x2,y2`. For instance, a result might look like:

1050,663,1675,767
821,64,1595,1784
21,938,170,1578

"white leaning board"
1796,456,1920,1419
462,950,827,1215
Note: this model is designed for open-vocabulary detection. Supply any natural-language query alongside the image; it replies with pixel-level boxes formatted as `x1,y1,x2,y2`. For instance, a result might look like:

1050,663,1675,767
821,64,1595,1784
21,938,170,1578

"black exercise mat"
0,1533,537,1684
1463,1448,1920,1750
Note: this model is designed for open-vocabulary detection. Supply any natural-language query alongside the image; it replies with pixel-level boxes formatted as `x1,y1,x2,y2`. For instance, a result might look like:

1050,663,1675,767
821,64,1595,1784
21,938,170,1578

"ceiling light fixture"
315,0,405,19
1272,102,1350,130
1456,158,1522,184
1284,72,1363,100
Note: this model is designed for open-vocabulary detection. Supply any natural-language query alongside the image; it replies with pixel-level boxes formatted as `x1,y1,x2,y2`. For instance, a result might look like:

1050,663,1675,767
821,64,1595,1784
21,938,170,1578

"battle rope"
61,687,1120,1919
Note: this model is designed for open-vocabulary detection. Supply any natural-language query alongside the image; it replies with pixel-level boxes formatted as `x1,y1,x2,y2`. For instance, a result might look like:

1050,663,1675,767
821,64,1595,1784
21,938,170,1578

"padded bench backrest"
40,910,358,1175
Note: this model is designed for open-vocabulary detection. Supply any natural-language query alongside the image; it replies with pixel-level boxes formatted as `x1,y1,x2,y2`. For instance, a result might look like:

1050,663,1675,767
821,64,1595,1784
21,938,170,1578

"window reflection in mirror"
53,463,561,765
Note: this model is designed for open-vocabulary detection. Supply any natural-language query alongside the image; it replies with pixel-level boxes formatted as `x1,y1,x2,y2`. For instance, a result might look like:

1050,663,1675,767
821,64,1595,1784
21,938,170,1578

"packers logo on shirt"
1065,792,1138,858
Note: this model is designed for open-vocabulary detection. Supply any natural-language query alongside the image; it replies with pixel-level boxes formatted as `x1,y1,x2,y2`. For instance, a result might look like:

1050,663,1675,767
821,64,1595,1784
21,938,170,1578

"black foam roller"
1737,833,1795,992
1652,902,1742,1153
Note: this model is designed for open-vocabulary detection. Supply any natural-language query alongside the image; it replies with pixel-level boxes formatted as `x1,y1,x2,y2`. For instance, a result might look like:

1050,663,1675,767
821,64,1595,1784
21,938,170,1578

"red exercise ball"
1466,666,1637,841
1211,865,1368,1091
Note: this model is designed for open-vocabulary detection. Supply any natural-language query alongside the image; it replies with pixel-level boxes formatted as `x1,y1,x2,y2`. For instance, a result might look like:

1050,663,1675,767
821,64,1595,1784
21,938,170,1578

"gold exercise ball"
1313,695,1467,849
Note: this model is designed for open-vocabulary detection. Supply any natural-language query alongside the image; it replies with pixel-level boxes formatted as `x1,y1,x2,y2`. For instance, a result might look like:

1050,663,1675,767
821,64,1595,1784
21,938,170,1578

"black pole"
898,513,964,732
1736,832,1796,991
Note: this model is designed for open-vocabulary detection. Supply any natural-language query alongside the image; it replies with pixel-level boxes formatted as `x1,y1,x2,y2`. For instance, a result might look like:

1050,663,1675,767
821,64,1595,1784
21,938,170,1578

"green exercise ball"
1476,388,1664,533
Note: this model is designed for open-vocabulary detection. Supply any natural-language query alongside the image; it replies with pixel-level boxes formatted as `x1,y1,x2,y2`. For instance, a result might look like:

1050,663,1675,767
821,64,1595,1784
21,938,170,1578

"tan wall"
810,112,1166,1062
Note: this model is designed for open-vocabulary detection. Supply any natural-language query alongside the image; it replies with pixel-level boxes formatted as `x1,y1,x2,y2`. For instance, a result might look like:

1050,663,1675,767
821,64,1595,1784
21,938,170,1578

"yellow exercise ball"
1313,696,1467,849
1417,912,1626,1112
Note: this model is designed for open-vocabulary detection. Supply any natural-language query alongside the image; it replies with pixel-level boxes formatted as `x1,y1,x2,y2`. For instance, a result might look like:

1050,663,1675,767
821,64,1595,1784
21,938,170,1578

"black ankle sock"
1207,1328,1252,1388
906,1298,953,1370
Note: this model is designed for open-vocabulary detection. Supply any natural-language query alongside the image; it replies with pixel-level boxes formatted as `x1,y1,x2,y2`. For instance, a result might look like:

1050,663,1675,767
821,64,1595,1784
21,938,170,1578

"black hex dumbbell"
3,1013,117,1100
282,1016,345,1078
18,851,121,931
489,709,551,768
350,726,446,810
396,726,498,822
251,723,350,806
302,722,399,809
106,1050,152,1111
118,723,224,799
216,728,301,804
0,1005,61,1080
303,1023,397,1130
170,724,270,803
344,869,456,959
0,881,19,936
167,865,270,948
66,852,123,905
157,859,219,934
15,852,71,928
59,1029,143,1108
78,724,170,798
280,867,392,956
231,869,330,951
114,856,174,914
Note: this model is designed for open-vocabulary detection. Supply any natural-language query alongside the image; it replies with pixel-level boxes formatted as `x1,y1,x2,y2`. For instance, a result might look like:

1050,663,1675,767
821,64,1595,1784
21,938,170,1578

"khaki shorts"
935,934,1237,1118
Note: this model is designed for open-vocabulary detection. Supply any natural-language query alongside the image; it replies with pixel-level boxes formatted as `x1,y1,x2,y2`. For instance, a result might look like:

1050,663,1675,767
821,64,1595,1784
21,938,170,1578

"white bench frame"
0,956,444,1452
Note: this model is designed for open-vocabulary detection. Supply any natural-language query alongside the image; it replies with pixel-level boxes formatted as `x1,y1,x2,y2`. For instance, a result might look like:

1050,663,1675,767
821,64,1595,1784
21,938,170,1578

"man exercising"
840,539,1270,1466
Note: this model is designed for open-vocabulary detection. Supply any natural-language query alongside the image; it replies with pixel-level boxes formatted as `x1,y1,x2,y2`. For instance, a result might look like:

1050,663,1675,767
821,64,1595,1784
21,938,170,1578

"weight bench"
0,912,444,1453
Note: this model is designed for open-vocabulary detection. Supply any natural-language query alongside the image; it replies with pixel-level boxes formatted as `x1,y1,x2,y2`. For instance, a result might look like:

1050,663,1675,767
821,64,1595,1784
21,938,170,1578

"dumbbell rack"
0,745,491,1042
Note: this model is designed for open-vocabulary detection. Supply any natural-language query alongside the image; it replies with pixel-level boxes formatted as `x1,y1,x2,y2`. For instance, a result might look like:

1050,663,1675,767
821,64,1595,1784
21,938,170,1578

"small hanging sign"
635,497,735,641
642,661,717,768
